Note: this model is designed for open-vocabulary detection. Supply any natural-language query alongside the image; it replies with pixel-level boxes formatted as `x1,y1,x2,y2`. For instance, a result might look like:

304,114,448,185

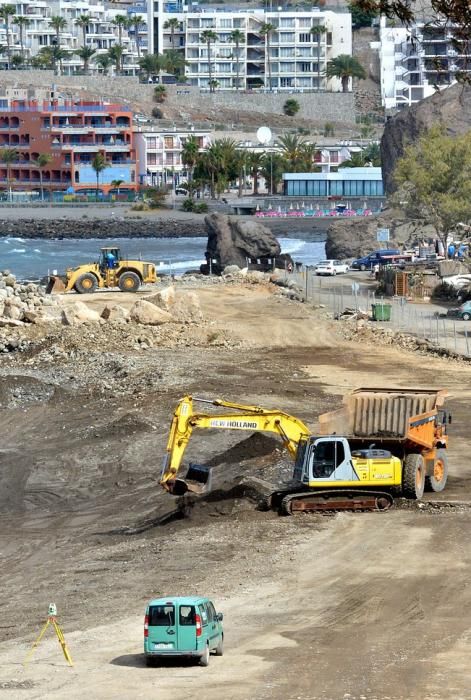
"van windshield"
148,605,175,626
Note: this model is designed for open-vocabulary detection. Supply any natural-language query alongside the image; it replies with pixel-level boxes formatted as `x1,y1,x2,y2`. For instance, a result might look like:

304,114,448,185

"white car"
315,260,349,276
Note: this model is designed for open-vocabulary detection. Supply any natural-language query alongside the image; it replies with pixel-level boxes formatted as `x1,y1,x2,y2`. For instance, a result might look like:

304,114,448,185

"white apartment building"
135,127,211,186
148,4,352,91
376,16,468,109
0,0,147,73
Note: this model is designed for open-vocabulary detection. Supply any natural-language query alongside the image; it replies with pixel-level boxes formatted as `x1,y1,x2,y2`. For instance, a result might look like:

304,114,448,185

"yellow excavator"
46,247,157,294
160,388,451,513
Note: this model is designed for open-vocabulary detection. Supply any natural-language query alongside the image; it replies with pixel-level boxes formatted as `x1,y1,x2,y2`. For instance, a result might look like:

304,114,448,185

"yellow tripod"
24,604,73,667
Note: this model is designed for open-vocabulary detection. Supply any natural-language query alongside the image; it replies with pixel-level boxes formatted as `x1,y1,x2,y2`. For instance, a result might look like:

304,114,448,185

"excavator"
160,388,451,514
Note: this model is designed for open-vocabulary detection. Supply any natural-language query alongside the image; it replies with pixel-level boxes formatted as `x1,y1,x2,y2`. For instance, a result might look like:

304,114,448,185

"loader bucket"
168,464,212,496
46,275,67,294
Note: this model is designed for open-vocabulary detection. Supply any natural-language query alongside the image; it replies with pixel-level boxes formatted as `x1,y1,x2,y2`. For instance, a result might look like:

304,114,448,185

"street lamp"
256,125,273,196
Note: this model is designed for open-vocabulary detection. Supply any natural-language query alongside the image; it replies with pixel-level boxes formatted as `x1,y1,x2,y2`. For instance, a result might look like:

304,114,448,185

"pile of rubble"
0,270,57,327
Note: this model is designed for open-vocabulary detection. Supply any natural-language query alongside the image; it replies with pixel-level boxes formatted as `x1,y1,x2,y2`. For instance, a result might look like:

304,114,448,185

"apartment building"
376,16,469,109
148,4,352,91
0,99,138,197
0,0,147,73
135,127,211,186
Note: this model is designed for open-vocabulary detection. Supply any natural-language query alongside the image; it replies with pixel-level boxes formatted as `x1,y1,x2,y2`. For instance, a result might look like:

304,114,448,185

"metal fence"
288,268,471,358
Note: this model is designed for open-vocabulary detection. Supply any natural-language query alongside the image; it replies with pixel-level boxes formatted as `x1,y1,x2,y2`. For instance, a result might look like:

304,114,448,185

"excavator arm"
160,395,311,495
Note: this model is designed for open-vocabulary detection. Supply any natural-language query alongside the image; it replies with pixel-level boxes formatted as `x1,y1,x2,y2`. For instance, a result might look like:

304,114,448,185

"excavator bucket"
46,275,67,294
168,464,212,496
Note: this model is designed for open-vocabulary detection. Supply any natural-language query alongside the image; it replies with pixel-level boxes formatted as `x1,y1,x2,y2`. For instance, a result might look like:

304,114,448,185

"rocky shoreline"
0,215,328,241
0,217,207,240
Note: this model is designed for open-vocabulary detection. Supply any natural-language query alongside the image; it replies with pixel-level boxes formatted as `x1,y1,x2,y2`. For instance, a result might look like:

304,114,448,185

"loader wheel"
402,453,425,500
75,273,98,294
119,271,140,292
425,449,449,493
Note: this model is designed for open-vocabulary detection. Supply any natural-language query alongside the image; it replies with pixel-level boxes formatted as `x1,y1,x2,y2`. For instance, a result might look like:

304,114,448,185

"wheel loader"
160,388,451,514
46,247,158,294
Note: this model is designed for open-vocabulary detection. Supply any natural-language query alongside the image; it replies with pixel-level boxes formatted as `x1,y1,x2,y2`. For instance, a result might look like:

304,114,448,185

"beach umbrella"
256,204,260,211
268,203,272,210
296,202,300,210
316,203,320,210
277,205,281,212
302,201,305,208
289,203,293,210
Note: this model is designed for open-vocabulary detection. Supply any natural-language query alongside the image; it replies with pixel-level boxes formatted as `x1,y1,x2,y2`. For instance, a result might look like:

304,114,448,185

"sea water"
0,236,326,280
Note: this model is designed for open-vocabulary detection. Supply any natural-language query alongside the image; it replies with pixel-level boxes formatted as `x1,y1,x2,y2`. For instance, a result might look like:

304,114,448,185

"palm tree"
0,147,19,202
14,16,31,62
95,54,112,75
91,153,108,201
76,46,96,74
229,29,245,90
32,153,52,202
154,84,166,103
11,54,24,69
310,24,326,92
260,23,275,92
181,135,199,183
163,49,187,78
325,54,366,92
111,178,124,197
200,29,217,93
278,133,307,172
164,17,180,50
128,14,144,59
50,15,67,49
108,44,124,74
0,5,16,69
37,45,69,73
112,14,128,70
75,14,91,48
139,53,161,81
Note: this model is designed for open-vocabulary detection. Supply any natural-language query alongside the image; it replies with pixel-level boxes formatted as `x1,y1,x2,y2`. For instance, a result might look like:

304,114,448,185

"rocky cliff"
381,83,471,193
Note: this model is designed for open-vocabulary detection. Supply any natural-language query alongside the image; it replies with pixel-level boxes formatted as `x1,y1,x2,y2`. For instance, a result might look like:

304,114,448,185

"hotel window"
147,153,157,165
279,18,295,28
299,33,311,43
279,33,295,43
280,47,294,57
218,19,232,28
147,137,157,149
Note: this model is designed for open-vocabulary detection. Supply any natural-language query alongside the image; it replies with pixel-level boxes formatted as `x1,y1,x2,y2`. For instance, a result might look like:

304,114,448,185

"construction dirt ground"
0,280,470,700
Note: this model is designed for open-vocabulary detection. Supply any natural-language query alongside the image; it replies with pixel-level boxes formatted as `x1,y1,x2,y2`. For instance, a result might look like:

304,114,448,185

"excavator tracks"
280,490,394,515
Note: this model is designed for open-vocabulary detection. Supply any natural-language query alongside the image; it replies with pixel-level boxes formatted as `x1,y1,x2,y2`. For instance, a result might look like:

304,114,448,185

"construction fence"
287,267,471,358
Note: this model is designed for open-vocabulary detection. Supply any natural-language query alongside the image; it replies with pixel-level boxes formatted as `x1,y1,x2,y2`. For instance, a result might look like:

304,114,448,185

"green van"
144,596,224,667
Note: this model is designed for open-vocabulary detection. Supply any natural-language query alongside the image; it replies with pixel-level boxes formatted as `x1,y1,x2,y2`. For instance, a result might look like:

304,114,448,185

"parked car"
447,300,471,320
351,249,401,271
144,596,224,667
175,187,188,196
315,260,349,276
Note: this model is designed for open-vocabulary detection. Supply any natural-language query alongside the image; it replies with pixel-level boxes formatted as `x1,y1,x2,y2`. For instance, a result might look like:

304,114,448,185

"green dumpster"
371,303,392,322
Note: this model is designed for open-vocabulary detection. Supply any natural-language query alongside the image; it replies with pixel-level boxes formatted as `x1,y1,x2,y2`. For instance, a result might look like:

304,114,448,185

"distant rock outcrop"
381,83,471,194
203,213,287,273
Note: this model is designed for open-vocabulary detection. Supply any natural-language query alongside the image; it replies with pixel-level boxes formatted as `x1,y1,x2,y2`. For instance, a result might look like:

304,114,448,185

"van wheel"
146,657,156,667
199,643,210,667
215,635,224,656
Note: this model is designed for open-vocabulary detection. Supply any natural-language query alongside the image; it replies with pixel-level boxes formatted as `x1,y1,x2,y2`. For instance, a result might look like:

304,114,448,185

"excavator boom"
160,395,311,495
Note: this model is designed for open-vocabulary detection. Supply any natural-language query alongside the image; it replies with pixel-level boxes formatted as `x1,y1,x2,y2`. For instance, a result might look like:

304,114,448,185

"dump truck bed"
317,388,447,447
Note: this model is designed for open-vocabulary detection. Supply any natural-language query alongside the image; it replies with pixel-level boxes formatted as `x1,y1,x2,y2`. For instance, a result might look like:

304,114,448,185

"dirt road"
0,282,470,699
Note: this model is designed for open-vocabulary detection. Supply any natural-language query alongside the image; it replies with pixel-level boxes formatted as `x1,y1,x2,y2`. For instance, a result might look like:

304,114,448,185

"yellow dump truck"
160,388,451,513
47,247,157,294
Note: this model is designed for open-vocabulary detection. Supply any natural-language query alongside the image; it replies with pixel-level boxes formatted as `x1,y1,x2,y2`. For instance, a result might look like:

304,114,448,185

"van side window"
204,602,213,623
179,605,195,626
198,604,208,626
207,602,217,621
148,605,175,626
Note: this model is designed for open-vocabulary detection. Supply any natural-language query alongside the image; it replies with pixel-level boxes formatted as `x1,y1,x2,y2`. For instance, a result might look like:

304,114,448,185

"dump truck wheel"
425,449,449,493
403,453,425,499
75,273,98,294
118,271,140,292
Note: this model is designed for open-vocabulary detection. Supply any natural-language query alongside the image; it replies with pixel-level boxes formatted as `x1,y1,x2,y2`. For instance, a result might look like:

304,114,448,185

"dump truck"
160,388,450,513
46,247,158,294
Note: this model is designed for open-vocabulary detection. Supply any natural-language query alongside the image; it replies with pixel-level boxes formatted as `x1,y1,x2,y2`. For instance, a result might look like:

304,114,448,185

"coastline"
0,208,328,241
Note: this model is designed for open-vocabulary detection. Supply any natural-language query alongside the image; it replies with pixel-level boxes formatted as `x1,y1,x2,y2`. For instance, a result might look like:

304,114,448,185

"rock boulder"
381,83,471,194
61,301,101,325
146,286,176,312
101,304,129,321
129,300,172,325
203,214,281,273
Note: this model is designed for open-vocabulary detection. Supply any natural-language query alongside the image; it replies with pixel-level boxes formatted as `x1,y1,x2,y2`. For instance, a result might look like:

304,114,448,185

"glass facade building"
283,167,384,197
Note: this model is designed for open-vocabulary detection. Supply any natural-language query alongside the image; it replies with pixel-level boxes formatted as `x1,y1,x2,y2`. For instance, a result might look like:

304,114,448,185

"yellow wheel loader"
160,388,451,514
46,247,158,294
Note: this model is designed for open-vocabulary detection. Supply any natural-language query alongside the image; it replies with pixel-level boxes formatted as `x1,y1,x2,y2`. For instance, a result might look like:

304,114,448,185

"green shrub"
193,202,208,213
181,198,195,211
283,99,300,117
151,107,164,119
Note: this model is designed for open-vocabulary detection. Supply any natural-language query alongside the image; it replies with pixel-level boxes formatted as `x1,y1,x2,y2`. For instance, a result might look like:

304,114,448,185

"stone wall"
0,70,356,124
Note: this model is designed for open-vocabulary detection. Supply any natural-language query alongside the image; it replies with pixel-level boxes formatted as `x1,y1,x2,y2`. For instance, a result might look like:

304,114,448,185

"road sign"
377,228,390,242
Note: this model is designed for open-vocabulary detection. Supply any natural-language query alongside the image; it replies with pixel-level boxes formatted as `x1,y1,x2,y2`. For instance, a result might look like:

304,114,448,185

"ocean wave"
11,248,26,253
9,237,25,242
34,249,41,253
279,238,306,254
157,259,205,270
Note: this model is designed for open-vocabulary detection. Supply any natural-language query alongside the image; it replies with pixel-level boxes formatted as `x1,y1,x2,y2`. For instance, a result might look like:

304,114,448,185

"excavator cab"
99,247,121,271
